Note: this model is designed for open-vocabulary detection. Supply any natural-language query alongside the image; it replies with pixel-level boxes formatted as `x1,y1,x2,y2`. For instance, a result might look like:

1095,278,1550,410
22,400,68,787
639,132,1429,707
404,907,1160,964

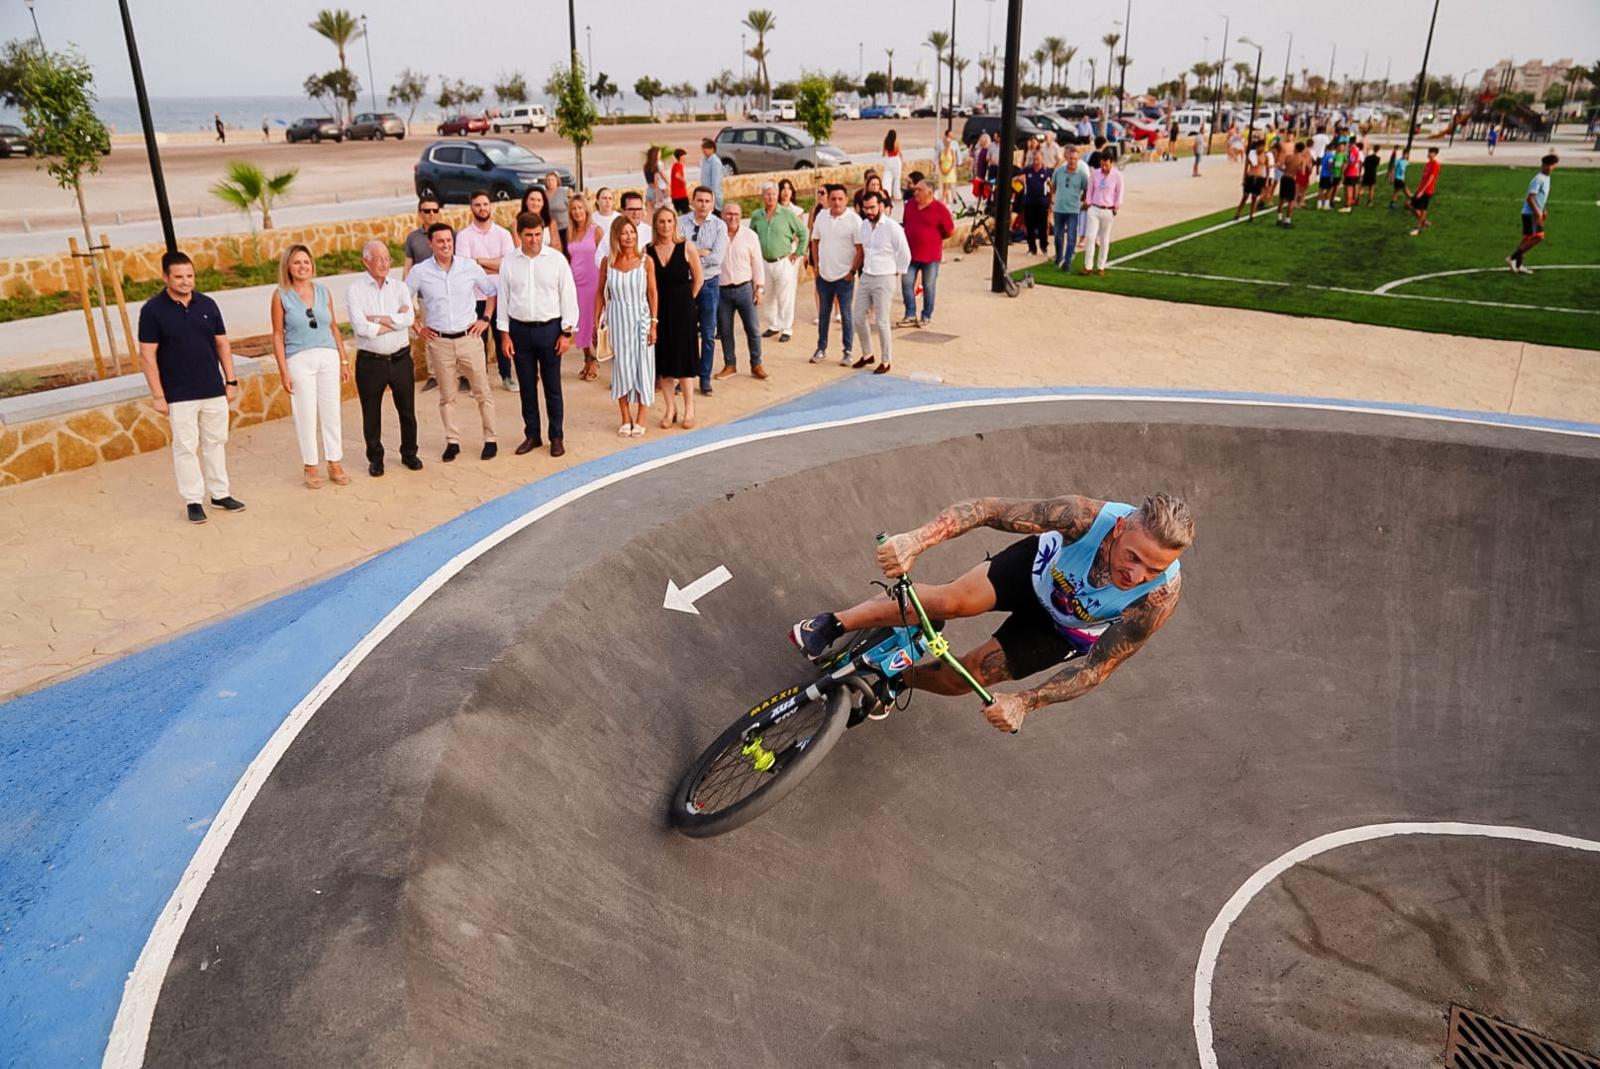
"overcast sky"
4,0,1596,100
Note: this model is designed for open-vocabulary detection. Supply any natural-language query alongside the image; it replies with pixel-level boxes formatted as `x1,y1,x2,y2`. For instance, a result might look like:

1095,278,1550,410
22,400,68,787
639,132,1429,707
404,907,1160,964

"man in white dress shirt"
346,240,421,476
406,224,498,462
809,184,861,366
497,211,579,458
594,191,651,269
713,202,767,380
850,190,911,375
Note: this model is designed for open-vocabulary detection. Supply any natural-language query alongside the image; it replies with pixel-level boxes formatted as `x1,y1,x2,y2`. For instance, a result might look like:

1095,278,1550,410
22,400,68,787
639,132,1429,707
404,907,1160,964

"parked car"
1170,108,1210,136
1059,103,1104,122
960,113,1045,147
751,98,798,122
286,117,344,143
437,114,490,136
346,112,406,140
1022,110,1083,143
911,104,938,118
860,104,891,120
713,123,850,173
490,105,549,133
832,99,861,120
0,123,32,157
414,138,574,203
888,103,913,119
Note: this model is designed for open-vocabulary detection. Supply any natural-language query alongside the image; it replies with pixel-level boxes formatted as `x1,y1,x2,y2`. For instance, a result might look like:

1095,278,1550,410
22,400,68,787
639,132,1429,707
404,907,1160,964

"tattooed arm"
983,573,1183,732
876,495,1103,577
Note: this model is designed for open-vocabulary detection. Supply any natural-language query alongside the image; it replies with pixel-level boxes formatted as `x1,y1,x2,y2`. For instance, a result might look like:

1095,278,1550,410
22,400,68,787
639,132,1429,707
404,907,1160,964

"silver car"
347,112,406,140
714,124,850,174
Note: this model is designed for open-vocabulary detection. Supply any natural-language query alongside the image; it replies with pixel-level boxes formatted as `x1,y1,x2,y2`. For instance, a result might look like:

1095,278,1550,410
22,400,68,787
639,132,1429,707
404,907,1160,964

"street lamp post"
1238,36,1263,178
990,0,1023,294
946,0,958,135
1281,31,1292,112
24,0,45,51
1116,0,1131,118
1212,15,1229,135
116,0,176,254
361,14,376,111
1355,49,1368,109
586,25,592,74
1326,44,1336,117
1403,0,1441,157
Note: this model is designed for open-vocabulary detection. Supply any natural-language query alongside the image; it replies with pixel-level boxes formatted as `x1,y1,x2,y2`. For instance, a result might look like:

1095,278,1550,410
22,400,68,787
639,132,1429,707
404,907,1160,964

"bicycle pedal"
864,706,892,722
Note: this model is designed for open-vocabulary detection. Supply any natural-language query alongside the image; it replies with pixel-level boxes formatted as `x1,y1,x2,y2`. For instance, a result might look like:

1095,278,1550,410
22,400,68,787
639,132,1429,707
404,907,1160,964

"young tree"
670,81,697,117
862,71,888,102
892,76,926,99
550,57,597,189
885,48,896,103
743,9,776,104
387,68,428,128
590,71,619,115
705,69,736,114
634,75,665,118
1031,46,1048,90
0,39,32,107
308,8,364,125
436,77,483,112
494,71,529,106
830,71,857,96
211,160,298,231
1041,36,1066,94
18,47,122,369
304,69,359,122
794,73,834,143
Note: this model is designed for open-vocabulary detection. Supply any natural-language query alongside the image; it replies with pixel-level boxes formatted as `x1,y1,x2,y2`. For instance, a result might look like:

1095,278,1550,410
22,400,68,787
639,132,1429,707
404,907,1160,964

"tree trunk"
574,142,584,192
263,205,274,230
75,181,122,373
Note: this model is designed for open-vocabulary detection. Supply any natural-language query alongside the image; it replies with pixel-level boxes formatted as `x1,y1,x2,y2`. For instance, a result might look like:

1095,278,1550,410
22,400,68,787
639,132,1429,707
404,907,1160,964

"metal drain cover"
900,330,959,345
1446,1006,1600,1068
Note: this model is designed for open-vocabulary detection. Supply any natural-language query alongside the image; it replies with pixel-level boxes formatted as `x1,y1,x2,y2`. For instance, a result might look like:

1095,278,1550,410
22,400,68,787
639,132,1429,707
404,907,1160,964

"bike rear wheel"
670,687,851,838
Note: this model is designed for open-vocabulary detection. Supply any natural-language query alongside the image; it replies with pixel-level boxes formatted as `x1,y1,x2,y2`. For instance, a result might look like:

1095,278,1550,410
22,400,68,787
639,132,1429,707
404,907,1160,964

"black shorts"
1244,174,1266,196
1318,175,1333,191
1392,177,1407,190
1278,175,1297,202
1361,172,1377,187
984,536,1080,679
1521,213,1543,237
1412,192,1432,211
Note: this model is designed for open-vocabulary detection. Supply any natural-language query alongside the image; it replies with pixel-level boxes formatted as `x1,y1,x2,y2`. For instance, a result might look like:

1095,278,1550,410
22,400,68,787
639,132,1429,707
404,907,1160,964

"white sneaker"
1518,264,1535,275
1505,256,1519,274
810,349,827,364
839,352,853,367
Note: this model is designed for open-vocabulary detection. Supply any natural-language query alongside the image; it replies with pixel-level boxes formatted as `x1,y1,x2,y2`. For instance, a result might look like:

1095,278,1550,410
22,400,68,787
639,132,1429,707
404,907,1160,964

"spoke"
689,702,829,815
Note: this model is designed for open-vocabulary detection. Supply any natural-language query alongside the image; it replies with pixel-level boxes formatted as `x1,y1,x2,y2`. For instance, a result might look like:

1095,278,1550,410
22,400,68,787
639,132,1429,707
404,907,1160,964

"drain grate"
899,330,959,345
1446,1006,1600,1069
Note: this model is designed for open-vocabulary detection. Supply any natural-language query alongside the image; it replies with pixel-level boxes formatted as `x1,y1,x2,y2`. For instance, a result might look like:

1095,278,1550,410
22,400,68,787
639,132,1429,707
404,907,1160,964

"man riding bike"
791,493,1192,734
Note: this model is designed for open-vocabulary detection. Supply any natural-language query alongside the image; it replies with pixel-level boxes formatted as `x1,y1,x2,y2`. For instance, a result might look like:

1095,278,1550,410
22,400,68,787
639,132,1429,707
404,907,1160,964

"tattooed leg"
914,637,1014,696
835,560,998,631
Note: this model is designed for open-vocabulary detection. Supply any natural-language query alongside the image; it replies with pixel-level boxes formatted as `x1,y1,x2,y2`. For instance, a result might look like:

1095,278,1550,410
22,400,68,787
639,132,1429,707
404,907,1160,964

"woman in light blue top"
271,243,352,487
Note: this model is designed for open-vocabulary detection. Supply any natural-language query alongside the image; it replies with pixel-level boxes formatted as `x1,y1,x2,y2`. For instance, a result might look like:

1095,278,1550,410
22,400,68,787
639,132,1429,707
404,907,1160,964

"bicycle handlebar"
877,533,997,708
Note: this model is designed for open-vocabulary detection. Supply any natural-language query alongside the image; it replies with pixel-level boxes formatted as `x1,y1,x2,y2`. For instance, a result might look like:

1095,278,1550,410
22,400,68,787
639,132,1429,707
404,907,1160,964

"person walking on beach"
346,240,421,477
752,180,807,344
1081,150,1122,275
1507,154,1559,275
214,113,226,143
261,117,269,142
271,244,352,489
496,212,578,458
594,208,656,436
407,224,499,462
137,252,245,524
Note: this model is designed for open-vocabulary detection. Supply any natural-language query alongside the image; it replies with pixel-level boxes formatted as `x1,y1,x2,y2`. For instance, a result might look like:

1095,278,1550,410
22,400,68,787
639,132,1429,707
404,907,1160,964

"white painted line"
1105,216,1246,268
663,565,733,615
103,393,1600,1069
1192,821,1600,1069
1373,263,1600,295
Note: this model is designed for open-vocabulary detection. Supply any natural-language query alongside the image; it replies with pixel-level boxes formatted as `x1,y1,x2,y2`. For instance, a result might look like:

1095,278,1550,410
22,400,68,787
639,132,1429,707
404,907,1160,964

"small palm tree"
211,160,298,231
1031,46,1048,90
927,29,951,93
1041,36,1066,93
1059,44,1078,93
885,47,896,103
743,9,776,104
309,9,365,125
953,55,969,102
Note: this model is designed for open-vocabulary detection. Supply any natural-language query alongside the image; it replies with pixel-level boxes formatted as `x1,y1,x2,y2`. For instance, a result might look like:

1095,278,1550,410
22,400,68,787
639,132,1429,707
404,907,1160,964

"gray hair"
760,181,779,194
915,178,934,193
1133,493,1195,551
361,239,388,260
722,201,743,217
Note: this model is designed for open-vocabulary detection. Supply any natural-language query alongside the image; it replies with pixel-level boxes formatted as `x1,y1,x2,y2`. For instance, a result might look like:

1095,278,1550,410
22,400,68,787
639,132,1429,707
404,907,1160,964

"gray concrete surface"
141,400,1600,1068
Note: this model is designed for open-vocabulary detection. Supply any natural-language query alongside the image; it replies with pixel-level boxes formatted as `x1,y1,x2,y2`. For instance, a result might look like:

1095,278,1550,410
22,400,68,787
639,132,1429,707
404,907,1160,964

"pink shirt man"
1086,166,1124,210
452,220,515,297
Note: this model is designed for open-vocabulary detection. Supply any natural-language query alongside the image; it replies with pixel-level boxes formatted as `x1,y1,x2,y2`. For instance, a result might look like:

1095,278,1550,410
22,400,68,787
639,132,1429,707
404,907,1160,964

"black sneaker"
789,612,843,661
401,455,423,471
209,496,246,512
186,503,207,524
442,443,460,462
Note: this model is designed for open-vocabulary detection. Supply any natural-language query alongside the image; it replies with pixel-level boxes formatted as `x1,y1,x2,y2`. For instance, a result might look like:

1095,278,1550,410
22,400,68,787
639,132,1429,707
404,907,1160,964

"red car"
437,114,489,137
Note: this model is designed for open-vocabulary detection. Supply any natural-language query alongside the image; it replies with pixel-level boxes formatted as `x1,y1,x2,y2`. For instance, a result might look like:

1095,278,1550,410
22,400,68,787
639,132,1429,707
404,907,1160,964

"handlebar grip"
875,532,888,545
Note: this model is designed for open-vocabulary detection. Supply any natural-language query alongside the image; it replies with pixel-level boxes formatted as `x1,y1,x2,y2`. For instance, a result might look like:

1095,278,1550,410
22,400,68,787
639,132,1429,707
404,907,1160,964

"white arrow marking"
663,565,732,615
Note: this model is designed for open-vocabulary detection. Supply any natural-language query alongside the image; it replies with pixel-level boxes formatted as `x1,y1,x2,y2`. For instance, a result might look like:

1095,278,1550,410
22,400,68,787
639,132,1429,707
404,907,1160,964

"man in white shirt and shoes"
849,190,911,376
346,239,420,477
407,224,498,462
594,191,651,269
809,184,861,366
713,202,768,380
497,211,579,458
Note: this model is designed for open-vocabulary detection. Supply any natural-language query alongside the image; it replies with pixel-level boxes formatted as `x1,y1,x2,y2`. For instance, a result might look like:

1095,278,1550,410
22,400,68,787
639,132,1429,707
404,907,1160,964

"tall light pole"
360,14,376,111
24,0,45,51
1281,31,1293,112
586,25,592,74
946,0,958,134
1449,67,1477,146
116,0,176,254
741,34,747,80
991,0,1023,294
1354,49,1368,109
859,42,864,81
1212,14,1229,134
1117,0,1131,117
1238,35,1263,162
1403,0,1441,157
1326,43,1336,116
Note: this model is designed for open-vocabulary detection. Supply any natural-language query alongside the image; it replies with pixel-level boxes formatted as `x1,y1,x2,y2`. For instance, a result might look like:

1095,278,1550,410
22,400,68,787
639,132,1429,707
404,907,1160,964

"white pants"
168,395,231,505
853,272,897,361
1083,206,1116,270
286,346,345,465
760,256,798,334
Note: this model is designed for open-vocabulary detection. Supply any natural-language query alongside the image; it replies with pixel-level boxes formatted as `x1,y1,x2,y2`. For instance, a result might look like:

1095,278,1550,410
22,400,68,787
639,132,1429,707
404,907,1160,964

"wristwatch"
561,328,574,338
225,379,238,387
476,315,490,324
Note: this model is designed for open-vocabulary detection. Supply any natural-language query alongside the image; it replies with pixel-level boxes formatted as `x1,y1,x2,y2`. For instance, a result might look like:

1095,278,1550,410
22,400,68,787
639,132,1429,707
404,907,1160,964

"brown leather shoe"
751,365,769,380
514,437,538,456
851,354,876,369
550,438,566,458
713,365,737,380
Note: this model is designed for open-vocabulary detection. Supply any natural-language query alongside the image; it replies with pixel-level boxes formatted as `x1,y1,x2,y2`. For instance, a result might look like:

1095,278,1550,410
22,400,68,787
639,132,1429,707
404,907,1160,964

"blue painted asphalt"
3,376,1597,1067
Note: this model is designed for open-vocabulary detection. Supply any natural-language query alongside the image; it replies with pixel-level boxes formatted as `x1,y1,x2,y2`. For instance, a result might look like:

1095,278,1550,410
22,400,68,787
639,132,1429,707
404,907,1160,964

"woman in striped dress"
593,214,656,436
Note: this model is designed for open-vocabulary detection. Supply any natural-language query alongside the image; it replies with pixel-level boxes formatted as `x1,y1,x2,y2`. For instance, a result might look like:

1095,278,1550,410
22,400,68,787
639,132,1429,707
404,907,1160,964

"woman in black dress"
645,206,703,429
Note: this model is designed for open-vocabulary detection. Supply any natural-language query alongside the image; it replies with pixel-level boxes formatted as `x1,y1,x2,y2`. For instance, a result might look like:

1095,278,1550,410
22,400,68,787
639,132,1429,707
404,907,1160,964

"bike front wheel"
669,687,851,838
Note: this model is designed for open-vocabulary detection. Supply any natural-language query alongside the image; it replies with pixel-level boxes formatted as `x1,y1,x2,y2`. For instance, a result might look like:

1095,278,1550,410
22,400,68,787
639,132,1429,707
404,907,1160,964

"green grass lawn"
1032,164,1600,351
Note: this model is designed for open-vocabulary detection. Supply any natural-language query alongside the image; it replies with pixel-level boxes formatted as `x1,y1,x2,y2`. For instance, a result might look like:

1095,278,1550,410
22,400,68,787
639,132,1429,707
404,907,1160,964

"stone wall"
0,159,934,300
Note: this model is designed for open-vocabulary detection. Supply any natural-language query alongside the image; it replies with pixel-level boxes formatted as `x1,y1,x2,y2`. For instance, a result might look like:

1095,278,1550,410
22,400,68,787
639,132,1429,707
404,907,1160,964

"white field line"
103,393,1600,1069
1105,216,1247,268
1114,265,1600,316
1374,263,1600,295
1193,822,1600,1069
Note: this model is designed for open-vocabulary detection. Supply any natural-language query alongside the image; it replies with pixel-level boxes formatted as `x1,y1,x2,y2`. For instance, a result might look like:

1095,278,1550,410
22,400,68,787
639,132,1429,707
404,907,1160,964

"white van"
1172,108,1210,136
490,104,549,133
762,98,798,122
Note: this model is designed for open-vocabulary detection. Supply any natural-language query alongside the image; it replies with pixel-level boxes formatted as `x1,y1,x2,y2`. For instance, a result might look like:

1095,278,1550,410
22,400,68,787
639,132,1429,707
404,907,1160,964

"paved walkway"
2,156,1597,699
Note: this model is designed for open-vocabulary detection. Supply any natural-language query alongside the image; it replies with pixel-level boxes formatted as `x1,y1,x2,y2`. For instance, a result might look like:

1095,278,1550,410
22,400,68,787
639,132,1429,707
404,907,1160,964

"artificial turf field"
1033,163,1600,351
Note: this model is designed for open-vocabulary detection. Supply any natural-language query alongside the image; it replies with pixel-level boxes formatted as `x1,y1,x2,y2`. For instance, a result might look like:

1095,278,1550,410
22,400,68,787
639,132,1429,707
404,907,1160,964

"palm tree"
211,160,298,232
1041,35,1066,93
308,9,364,126
1101,32,1121,108
953,55,969,103
1031,46,1048,90
885,47,896,104
742,10,776,105
1232,61,1252,98
927,29,951,100
1058,44,1078,94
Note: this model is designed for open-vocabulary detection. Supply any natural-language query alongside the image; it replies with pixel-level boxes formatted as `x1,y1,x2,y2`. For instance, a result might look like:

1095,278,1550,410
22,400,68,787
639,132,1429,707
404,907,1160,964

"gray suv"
714,124,850,174
347,112,406,140
414,138,574,203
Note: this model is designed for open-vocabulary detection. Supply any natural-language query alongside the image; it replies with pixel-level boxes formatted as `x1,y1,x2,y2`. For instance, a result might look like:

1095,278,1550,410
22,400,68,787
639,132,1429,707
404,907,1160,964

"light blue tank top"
1029,502,1181,653
280,284,337,355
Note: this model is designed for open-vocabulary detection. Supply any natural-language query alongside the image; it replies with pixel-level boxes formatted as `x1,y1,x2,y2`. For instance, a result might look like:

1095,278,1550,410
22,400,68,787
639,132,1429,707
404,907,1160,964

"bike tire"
961,232,979,254
670,687,851,838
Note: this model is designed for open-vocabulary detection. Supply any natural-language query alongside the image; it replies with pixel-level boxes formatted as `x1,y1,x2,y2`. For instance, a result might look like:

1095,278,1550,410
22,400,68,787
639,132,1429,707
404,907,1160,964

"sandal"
630,424,646,437
303,466,322,489
328,464,351,486
619,423,634,437
659,414,675,429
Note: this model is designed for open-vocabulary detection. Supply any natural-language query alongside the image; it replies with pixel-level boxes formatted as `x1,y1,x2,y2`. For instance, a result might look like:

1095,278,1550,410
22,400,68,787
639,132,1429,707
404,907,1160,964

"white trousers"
853,272,897,361
760,256,798,333
286,346,345,465
1083,206,1116,270
168,395,231,505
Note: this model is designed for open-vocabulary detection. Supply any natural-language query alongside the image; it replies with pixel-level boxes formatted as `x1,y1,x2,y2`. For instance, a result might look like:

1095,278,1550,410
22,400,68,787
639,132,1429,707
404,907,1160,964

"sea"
0,93,729,134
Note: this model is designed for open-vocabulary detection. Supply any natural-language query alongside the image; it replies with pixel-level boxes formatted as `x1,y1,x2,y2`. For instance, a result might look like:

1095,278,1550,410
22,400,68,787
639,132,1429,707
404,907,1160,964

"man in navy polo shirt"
137,251,246,524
